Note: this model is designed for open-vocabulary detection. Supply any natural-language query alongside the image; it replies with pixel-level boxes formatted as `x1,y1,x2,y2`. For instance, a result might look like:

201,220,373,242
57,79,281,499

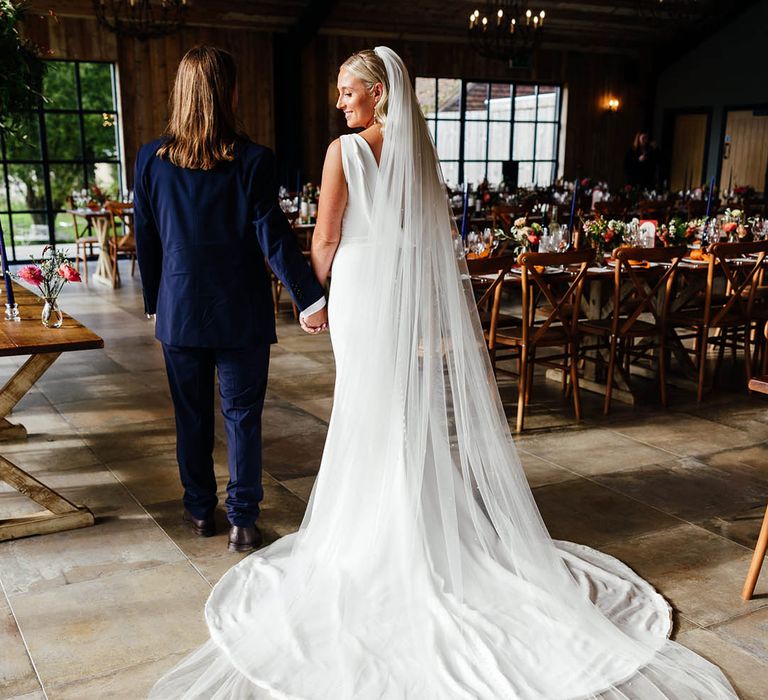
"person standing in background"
624,131,659,190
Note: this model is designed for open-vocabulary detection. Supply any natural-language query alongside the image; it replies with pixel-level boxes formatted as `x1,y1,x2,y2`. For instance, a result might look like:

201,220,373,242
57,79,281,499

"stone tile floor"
1,263,768,698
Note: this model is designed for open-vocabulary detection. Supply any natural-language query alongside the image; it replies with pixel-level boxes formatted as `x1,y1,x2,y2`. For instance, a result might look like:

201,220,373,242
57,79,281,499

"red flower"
604,230,615,243
58,263,81,282
580,178,591,188
18,265,44,287
527,233,540,245
722,222,737,234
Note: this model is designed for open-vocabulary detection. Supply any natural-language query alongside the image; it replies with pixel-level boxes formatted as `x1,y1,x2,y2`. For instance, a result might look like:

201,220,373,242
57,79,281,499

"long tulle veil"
150,47,737,699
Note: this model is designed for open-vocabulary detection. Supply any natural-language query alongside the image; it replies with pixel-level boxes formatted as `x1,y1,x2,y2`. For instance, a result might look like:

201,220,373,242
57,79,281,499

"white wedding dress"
150,48,737,700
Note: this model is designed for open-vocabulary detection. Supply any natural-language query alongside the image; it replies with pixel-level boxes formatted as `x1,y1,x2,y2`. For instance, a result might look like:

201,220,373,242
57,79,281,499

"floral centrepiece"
581,216,625,255
13,246,81,327
659,218,703,246
505,217,543,257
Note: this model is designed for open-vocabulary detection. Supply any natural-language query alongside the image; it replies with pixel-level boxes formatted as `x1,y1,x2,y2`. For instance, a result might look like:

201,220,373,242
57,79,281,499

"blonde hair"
341,50,389,127
157,46,242,170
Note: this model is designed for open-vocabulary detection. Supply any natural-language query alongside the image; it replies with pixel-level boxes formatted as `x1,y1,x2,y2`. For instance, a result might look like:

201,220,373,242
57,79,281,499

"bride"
151,47,737,699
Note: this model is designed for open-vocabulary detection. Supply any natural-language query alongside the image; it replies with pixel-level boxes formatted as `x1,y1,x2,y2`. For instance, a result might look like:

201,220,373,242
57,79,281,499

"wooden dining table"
0,282,104,542
68,207,134,288
473,255,718,405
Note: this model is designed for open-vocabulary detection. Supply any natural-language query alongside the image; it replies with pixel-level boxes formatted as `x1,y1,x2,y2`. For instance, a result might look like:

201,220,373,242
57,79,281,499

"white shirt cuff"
299,296,327,320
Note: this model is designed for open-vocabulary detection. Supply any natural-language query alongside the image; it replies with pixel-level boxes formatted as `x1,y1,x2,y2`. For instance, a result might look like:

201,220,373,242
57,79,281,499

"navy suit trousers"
162,343,270,527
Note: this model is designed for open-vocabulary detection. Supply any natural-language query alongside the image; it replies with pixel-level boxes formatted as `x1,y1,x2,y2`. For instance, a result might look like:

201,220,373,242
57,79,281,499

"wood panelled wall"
23,6,655,189
23,13,274,178
301,35,655,187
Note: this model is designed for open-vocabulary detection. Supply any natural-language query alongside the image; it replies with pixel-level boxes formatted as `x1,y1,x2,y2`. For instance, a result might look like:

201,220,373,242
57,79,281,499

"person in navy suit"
134,46,327,553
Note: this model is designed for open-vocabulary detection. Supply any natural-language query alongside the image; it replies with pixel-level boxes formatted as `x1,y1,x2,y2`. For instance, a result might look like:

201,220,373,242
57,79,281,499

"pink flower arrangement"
12,247,81,302
18,264,44,286
58,263,81,282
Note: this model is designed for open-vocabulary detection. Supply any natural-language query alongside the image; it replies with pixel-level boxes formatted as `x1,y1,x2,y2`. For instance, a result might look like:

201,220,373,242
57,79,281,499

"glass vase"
41,297,63,329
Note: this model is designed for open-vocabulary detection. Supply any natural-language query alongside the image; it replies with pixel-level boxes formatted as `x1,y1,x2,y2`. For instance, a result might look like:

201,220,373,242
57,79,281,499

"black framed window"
0,60,122,262
416,77,561,189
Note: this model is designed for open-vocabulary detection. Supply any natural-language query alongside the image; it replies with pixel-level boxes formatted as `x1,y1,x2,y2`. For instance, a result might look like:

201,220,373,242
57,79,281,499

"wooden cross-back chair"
670,240,768,401
104,200,137,288
488,249,595,432
71,211,99,284
465,254,517,337
580,246,686,414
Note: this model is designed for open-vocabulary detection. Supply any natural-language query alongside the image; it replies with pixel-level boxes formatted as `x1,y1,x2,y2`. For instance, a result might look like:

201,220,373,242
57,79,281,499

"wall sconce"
606,97,620,113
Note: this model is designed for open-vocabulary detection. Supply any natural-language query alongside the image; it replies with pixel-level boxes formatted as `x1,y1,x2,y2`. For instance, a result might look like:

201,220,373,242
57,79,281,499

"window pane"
437,79,461,120
487,162,503,186
513,122,534,160
534,161,555,186
79,63,115,110
416,78,436,118
45,113,82,159
426,119,436,143
7,164,47,211
514,85,536,121
91,162,120,197
1,213,11,245
464,121,487,160
10,211,49,247
4,114,42,160
489,122,510,159
537,86,558,121
489,83,512,120
535,123,556,160
465,161,486,186
437,121,460,160
53,211,77,244
84,113,119,160
15,240,49,261
441,162,459,188
0,175,7,210
49,163,84,211
44,62,77,110
465,82,488,120
518,162,534,187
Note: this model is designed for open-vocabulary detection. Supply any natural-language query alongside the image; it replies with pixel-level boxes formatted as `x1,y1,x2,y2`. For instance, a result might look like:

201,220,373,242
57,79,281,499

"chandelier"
468,2,546,66
93,0,189,40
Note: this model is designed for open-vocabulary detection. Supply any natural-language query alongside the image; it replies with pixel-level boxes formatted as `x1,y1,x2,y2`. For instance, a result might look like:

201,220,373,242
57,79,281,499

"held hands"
300,307,328,335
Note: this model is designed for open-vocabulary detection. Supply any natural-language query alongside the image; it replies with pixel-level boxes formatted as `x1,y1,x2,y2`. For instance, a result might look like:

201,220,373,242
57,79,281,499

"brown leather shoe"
183,509,216,537
228,524,263,553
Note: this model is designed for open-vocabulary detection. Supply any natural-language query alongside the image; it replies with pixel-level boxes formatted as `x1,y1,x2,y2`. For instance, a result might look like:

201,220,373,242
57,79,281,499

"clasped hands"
300,307,328,335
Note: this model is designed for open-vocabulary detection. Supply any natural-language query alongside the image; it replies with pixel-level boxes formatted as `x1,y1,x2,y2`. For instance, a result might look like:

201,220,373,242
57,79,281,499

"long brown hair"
156,46,241,170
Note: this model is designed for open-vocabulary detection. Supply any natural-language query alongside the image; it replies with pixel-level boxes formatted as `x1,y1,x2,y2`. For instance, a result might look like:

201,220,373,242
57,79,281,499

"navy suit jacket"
134,138,324,348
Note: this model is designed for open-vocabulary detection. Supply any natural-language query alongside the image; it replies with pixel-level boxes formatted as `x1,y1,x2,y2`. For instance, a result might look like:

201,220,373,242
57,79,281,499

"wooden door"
670,113,708,191
720,109,768,193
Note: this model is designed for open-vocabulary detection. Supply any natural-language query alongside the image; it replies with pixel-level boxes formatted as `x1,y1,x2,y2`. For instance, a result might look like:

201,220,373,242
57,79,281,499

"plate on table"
606,260,657,269
509,265,562,275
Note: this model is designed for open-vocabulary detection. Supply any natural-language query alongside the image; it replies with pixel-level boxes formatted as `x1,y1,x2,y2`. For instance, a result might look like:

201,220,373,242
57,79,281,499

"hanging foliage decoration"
0,0,50,141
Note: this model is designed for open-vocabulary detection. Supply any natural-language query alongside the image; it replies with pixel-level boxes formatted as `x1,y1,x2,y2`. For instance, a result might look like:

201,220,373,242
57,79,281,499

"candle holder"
5,303,20,322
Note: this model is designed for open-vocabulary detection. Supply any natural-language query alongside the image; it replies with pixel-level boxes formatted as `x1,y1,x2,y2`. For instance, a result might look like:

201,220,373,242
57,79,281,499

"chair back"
105,200,133,234
593,200,628,219
466,254,517,344
610,246,686,336
517,249,595,345
707,240,768,326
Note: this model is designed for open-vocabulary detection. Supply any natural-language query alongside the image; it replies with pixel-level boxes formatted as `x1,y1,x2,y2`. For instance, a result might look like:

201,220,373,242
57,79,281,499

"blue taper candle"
0,220,15,307
568,179,579,232
460,182,469,239
705,176,715,218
